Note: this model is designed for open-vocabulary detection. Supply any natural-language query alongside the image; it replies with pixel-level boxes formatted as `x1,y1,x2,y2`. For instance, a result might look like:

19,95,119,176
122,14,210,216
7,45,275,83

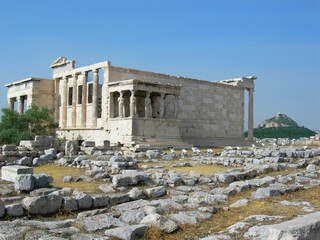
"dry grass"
144,186,320,240
167,165,233,176
34,164,102,193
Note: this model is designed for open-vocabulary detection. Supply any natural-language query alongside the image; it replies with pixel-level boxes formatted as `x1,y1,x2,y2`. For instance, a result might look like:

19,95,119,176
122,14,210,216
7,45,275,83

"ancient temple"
5,57,256,148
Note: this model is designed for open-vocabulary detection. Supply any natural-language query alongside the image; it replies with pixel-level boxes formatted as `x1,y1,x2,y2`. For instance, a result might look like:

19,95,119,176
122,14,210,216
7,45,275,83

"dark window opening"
88,83,93,103
78,85,83,104
97,85,102,118
68,87,73,106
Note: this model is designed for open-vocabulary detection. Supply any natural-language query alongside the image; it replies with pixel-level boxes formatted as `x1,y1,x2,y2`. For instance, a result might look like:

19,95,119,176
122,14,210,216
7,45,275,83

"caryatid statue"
145,92,152,118
118,92,124,118
130,90,136,117
159,93,165,118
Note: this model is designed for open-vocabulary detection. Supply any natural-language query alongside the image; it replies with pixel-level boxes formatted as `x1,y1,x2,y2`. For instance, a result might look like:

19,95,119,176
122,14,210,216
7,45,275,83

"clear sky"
0,0,319,130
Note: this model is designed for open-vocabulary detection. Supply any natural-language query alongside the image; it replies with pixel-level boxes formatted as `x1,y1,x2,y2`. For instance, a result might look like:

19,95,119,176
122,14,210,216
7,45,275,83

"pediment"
50,57,67,68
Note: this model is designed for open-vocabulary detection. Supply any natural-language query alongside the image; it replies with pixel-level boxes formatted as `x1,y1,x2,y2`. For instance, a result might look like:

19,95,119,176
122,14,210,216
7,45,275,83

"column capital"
92,69,99,74
82,71,88,76
72,73,79,78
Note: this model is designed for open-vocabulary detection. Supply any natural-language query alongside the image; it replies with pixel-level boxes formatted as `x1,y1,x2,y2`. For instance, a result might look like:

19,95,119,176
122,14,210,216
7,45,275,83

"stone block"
2,145,17,151
32,157,48,166
268,211,320,240
104,224,148,240
5,203,24,217
62,197,78,211
22,195,62,215
15,174,35,191
74,193,92,209
1,166,33,182
144,186,166,198
19,140,37,148
92,195,110,208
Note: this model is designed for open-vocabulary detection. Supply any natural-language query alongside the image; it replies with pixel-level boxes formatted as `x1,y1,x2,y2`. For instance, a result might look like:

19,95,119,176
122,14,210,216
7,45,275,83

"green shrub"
0,105,58,145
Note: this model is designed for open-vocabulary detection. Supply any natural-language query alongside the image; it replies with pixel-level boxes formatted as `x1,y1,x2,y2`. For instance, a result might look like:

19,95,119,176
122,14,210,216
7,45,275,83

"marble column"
72,74,78,128
54,78,60,122
109,92,114,118
27,95,32,110
17,96,24,114
118,91,124,118
61,76,68,128
8,98,14,110
92,69,99,127
248,88,254,141
145,92,151,118
130,90,136,117
159,93,165,119
81,72,87,128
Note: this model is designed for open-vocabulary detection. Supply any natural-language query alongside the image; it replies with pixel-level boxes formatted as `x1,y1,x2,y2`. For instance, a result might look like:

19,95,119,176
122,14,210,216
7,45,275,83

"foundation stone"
1,165,33,182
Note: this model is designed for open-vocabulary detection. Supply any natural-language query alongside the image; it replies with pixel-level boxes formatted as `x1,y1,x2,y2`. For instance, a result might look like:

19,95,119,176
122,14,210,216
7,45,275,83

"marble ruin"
5,57,257,148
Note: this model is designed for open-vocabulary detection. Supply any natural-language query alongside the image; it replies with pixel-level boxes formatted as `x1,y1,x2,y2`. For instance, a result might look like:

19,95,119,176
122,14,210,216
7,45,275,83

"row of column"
7,96,28,114
116,90,178,119
58,69,99,129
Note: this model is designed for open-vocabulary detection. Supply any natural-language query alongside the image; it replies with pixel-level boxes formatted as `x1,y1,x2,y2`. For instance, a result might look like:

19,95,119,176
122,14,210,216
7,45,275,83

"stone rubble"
0,143,320,239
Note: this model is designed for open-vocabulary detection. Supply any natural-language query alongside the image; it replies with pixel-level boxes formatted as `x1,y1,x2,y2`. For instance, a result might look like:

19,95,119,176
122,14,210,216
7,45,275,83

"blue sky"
0,0,319,130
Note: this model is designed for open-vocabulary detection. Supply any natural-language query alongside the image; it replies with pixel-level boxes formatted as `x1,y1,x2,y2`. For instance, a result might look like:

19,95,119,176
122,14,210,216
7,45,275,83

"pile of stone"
1,144,320,239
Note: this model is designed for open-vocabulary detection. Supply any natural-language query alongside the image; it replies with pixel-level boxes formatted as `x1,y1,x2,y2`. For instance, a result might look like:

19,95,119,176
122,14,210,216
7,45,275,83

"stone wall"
108,66,245,145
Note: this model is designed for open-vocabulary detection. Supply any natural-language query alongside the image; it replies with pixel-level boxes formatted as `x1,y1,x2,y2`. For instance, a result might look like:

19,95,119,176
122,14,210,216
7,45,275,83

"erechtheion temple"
5,57,256,149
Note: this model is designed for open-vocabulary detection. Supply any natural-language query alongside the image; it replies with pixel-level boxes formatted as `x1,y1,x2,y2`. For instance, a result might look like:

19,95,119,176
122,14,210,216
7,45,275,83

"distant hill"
244,113,316,139
257,113,298,128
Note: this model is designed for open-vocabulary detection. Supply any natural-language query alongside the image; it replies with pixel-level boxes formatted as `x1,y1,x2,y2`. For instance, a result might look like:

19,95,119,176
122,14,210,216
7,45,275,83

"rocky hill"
245,113,316,139
257,113,298,128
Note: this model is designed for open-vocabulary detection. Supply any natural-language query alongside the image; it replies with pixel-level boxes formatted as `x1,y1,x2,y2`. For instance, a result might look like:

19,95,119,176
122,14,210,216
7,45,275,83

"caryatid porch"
107,80,184,145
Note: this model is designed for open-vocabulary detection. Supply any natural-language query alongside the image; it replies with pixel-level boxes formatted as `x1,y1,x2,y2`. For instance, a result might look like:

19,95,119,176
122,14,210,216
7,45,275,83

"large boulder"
104,224,148,240
44,148,57,157
57,158,73,165
17,156,33,166
22,195,62,215
144,186,166,198
169,212,201,225
74,193,93,209
77,214,127,232
141,213,178,233
146,150,163,159
112,172,148,187
32,157,48,166
188,192,228,205
33,174,53,188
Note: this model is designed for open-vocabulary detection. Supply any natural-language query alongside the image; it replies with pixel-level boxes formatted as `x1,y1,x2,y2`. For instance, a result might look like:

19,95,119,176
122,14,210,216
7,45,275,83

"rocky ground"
0,145,320,240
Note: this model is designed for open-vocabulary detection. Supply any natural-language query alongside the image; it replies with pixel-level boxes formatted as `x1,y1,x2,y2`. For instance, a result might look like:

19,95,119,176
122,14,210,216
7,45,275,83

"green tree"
0,105,58,145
